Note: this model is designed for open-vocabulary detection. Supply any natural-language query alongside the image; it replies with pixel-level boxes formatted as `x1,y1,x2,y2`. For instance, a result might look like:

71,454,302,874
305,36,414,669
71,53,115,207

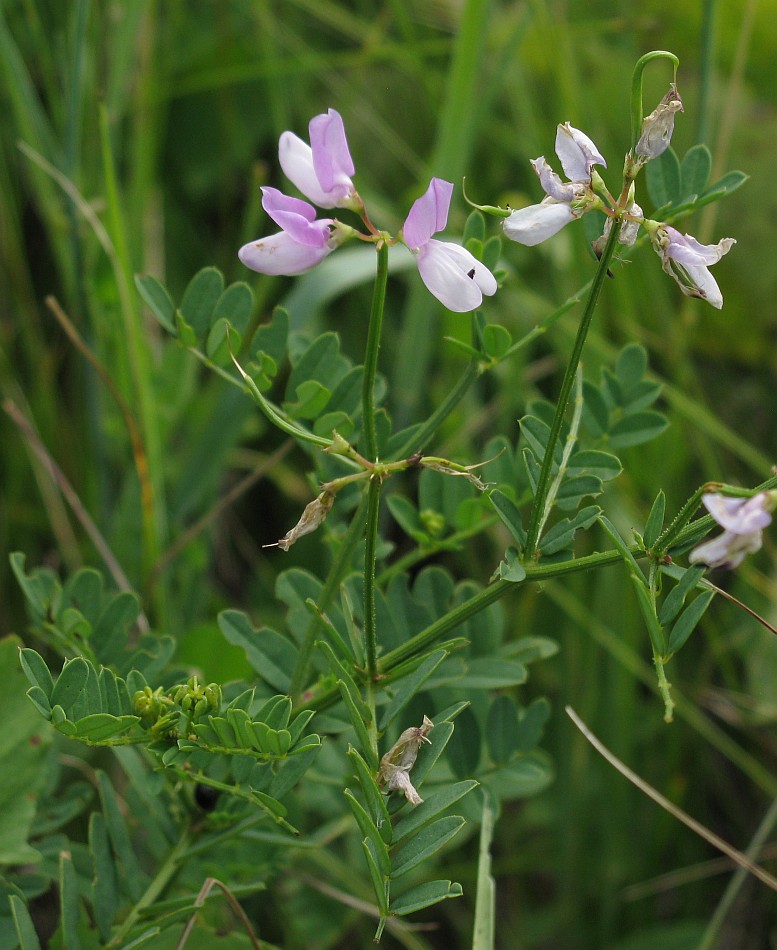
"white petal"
503,200,576,246
278,131,337,207
415,240,492,312
238,231,331,276
555,123,606,181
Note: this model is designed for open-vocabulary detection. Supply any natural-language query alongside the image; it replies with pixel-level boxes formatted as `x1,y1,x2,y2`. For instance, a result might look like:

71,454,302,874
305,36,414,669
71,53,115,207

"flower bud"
636,84,683,161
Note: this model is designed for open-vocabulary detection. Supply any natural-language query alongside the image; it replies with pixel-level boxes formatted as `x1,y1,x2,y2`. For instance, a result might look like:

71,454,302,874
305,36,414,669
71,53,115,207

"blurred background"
1,1,776,947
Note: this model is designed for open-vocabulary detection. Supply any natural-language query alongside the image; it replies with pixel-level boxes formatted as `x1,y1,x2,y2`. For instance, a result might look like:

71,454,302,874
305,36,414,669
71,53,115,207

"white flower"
503,123,606,246
652,226,736,309
689,492,773,569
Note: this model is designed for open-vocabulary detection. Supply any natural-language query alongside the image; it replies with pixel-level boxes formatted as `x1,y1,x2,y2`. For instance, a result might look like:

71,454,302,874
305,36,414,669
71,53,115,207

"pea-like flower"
238,187,351,277
402,178,497,312
503,123,606,246
651,225,736,309
689,492,774,569
278,108,359,210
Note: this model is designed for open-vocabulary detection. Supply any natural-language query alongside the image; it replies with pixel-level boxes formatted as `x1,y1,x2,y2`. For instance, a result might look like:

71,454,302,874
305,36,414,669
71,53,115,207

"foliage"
2,3,777,949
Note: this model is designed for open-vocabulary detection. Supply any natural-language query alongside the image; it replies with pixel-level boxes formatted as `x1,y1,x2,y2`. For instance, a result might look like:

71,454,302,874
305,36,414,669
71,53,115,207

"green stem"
107,824,193,947
629,50,680,148
364,475,382,678
362,242,389,461
524,221,621,559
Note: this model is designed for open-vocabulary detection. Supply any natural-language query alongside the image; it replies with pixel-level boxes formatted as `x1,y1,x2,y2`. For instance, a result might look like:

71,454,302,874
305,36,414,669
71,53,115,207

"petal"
683,263,724,309
277,132,335,207
415,240,494,312
689,529,762,569
665,228,736,266
555,123,606,181
702,493,772,533
503,200,576,246
260,188,331,247
238,231,331,276
531,156,576,201
309,109,355,198
402,178,454,249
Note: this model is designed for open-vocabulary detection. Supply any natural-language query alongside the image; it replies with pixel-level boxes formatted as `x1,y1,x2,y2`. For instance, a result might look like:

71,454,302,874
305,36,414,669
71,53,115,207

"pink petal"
309,109,355,196
403,178,454,249
238,231,332,276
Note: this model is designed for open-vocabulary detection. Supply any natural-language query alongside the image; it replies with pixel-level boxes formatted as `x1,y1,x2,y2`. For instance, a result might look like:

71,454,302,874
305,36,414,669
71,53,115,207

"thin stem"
107,824,193,947
524,220,621,559
362,242,389,461
364,475,383,678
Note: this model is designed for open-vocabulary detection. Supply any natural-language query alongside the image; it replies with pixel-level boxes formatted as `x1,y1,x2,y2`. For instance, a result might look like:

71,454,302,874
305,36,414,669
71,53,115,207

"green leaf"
9,895,42,950
659,565,707,626
135,274,176,334
288,379,331,419
386,495,425,543
19,648,54,699
668,589,715,655
392,879,463,916
253,307,289,367
92,591,141,667
348,747,392,843
516,697,551,753
615,342,648,387
486,695,519,765
459,657,527,689
0,637,51,864
59,850,82,950
556,474,603,510
680,144,711,201
179,266,224,339
487,490,526,547
697,169,748,206
97,770,147,901
630,573,666,655
49,657,90,719
338,681,377,770
391,815,466,878
361,839,390,916
445,707,480,778
498,548,526,583
567,449,622,481
519,415,562,466
379,650,448,731
643,490,666,549
218,610,297,692
582,381,609,437
89,812,119,942
539,506,600,555
393,780,478,846
9,552,59,621
286,332,350,401
344,790,391,876
646,146,681,209
213,281,254,335
608,410,668,449
72,713,139,742
481,324,512,359
205,317,238,366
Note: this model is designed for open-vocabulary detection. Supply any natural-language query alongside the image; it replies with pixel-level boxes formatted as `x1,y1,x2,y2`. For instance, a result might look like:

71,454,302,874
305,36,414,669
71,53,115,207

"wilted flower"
635,84,684,162
278,108,359,210
689,492,774,569
503,123,606,246
402,178,497,312
650,224,735,309
377,715,434,806
265,490,335,551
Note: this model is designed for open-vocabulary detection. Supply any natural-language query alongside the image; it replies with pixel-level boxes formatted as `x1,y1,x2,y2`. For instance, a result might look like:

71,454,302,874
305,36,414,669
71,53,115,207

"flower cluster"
239,109,496,313
690,492,775,569
500,89,736,308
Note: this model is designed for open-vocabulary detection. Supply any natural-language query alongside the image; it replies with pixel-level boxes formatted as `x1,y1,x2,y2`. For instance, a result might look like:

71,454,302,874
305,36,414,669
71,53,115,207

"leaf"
498,548,526,583
582,381,609,437
0,637,51,864
97,770,147,901
59,850,82,950
135,274,176,334
445,707,480,778
338,681,377,770
344,790,391,876
486,695,519,765
567,449,622,481
386,495,426,543
643,490,666,549
659,565,707,626
487,490,526,547
361,839,390,916
9,895,42,950
348,747,393,844
481,324,512,360
697,169,748,206
49,657,91,720
516,697,551,753
19,648,54,699
253,307,289,367
459,657,527,689
615,342,648,388
288,379,331,419
391,880,463,916
213,281,254,335
9,552,59,621
391,815,466,878
556,474,603,510
646,146,681,209
680,144,712,201
538,506,600,555
285,332,350,402
393,780,478,846
71,713,140,742
668,589,715,655
379,650,448,731
218,610,297,692
608,410,668,449
89,814,122,940
519,415,562,466
179,266,224,339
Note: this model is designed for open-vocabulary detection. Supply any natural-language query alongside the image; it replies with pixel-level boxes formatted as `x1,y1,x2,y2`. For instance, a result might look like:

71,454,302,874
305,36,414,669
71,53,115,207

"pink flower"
238,187,346,276
652,226,735,309
503,123,606,246
278,108,358,210
689,492,773,569
402,178,497,312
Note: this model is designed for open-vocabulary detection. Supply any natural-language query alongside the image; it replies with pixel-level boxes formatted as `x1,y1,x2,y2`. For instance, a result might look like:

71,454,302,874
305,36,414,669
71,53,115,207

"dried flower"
635,84,684,161
377,715,434,805
266,490,335,551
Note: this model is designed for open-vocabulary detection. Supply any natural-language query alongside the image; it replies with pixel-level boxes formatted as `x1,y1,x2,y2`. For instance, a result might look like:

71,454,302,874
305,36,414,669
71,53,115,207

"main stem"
361,244,389,678
524,221,621,559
